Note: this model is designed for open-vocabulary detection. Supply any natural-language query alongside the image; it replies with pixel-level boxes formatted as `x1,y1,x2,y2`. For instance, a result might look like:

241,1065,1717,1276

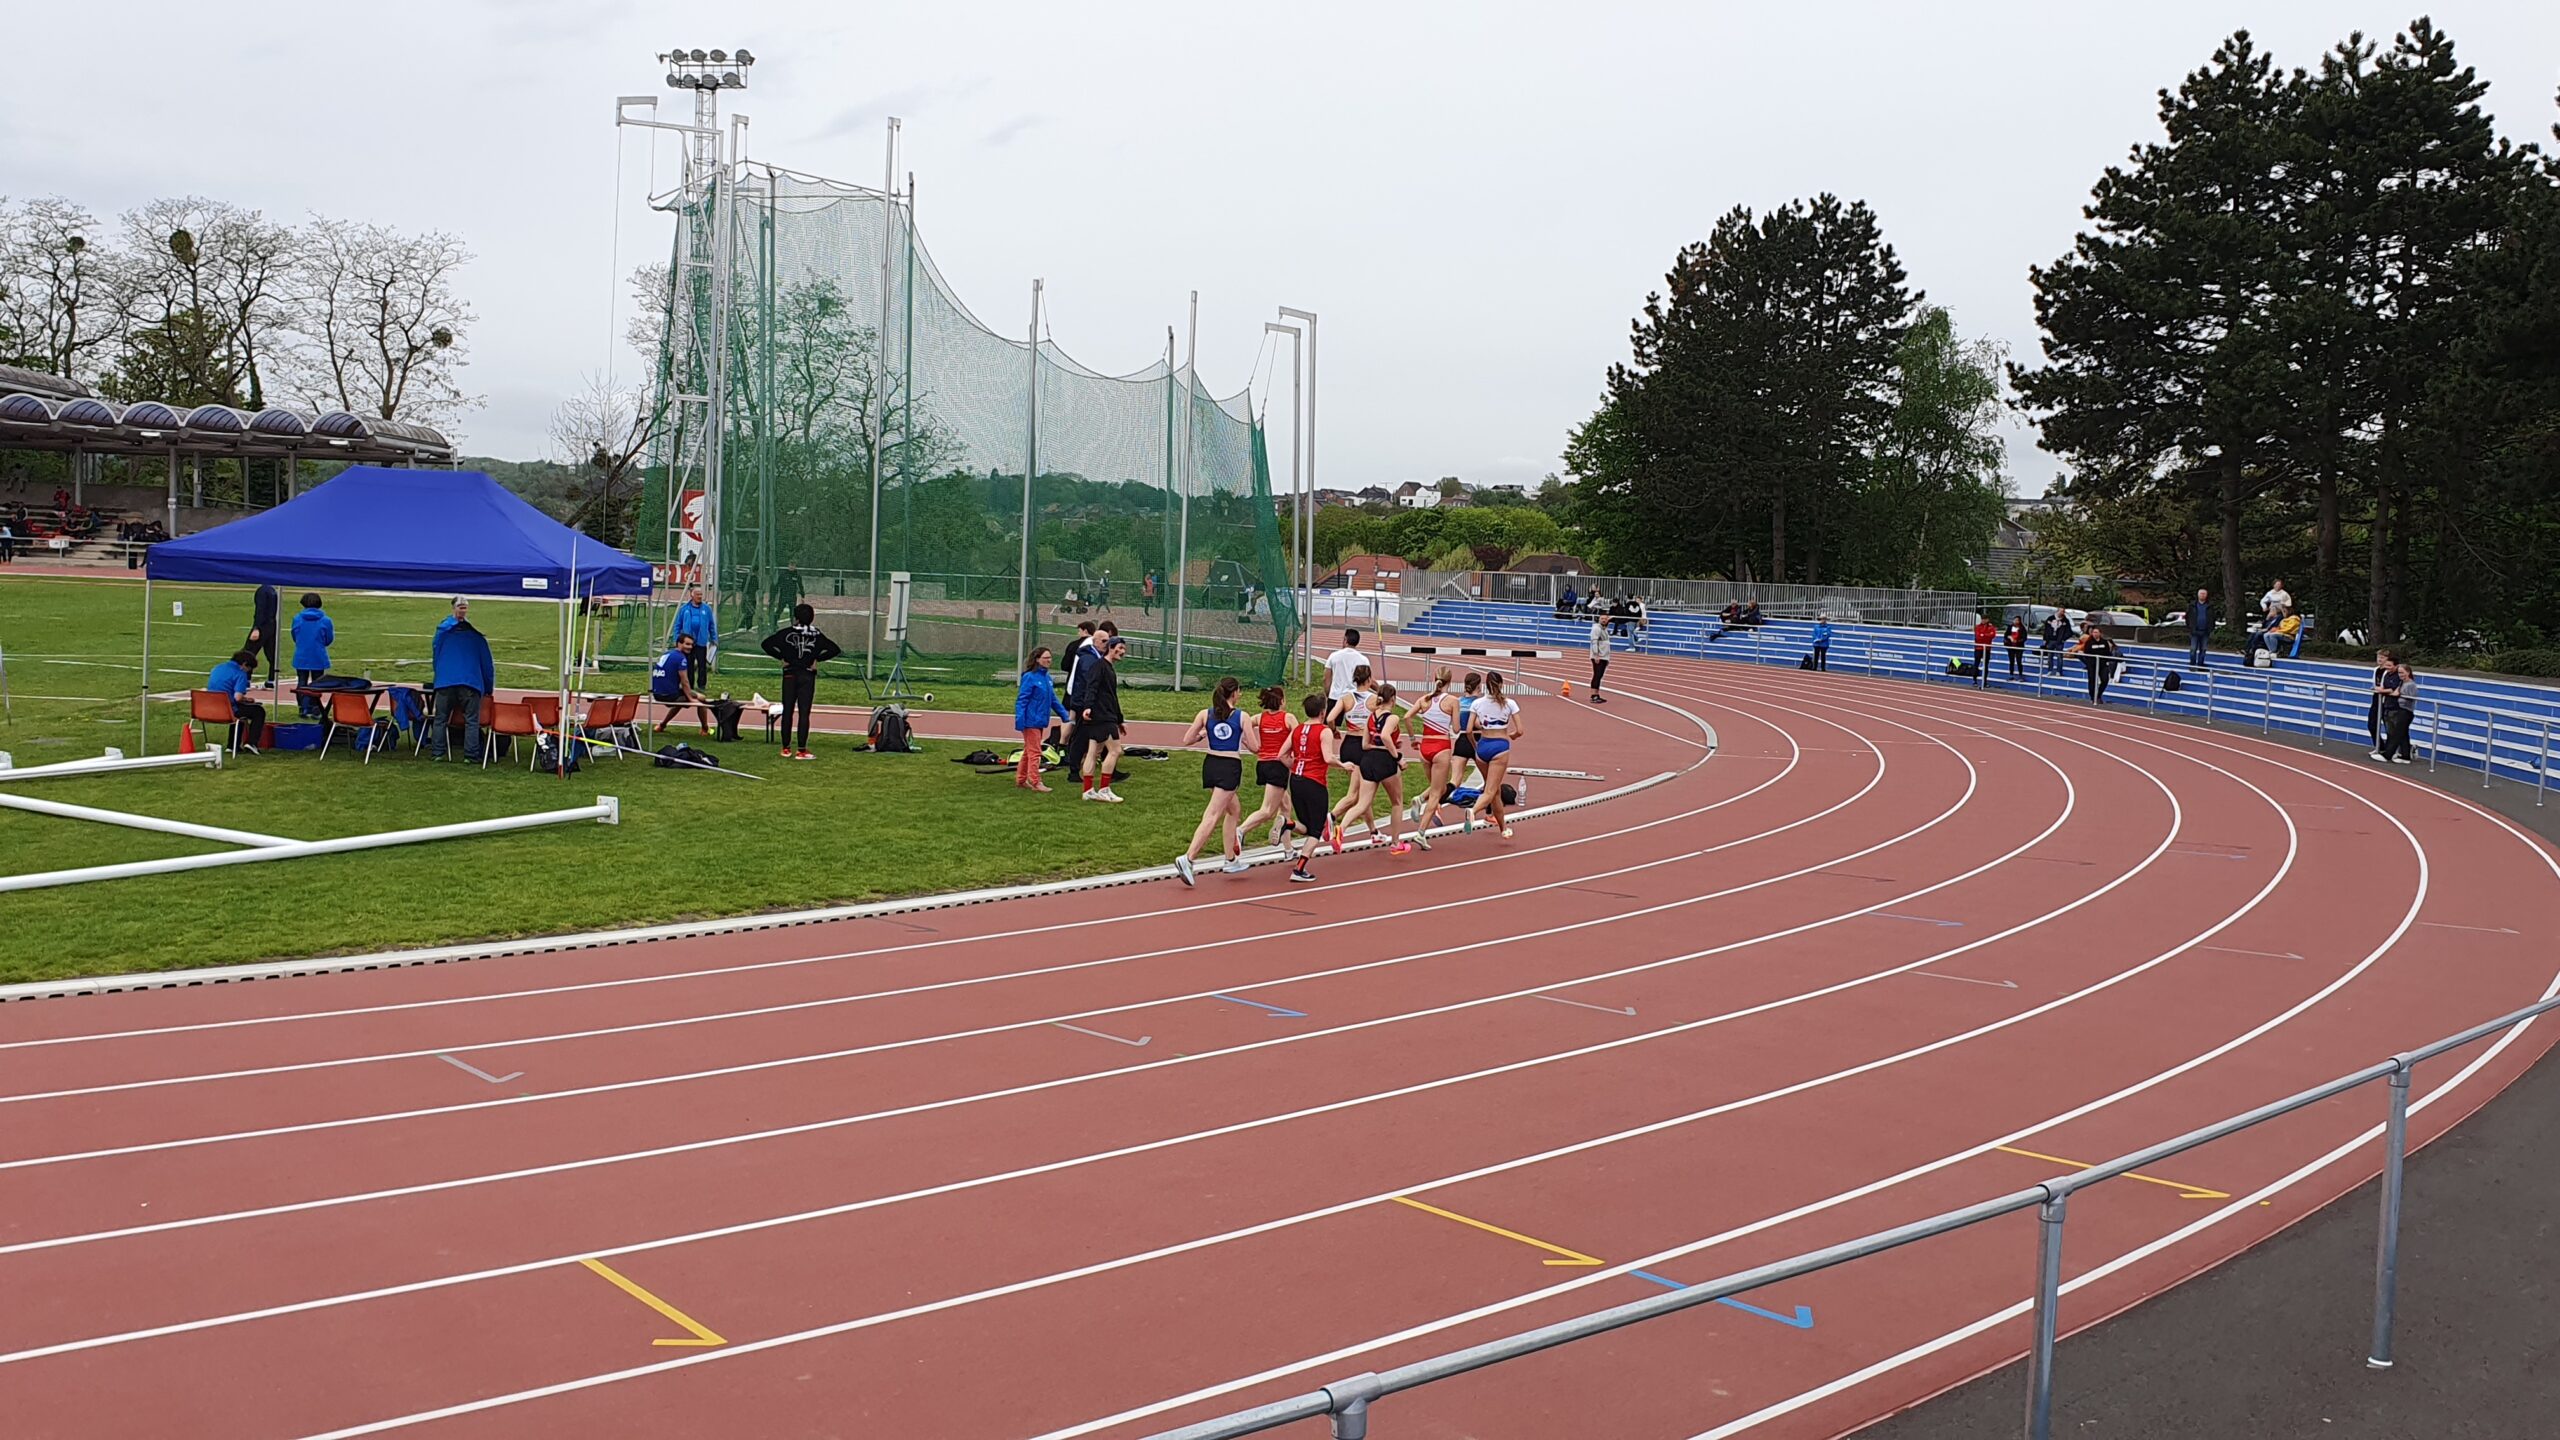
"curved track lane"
0,645,2551,1440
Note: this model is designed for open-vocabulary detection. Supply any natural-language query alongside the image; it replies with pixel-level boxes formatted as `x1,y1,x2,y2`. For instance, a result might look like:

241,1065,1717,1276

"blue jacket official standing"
290,594,335,717
430,598,496,761
670,588,719,689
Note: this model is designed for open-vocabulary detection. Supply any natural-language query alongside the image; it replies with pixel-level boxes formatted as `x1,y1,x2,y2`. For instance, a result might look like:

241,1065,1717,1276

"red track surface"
4,647,2556,1440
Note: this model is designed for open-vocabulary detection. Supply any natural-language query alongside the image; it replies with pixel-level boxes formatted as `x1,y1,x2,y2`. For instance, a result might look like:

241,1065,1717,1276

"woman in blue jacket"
1012,646,1069,791
291,593,334,716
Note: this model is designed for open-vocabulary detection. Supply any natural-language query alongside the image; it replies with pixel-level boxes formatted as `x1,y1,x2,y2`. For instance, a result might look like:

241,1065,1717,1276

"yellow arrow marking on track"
579,1257,729,1347
1997,1145,2232,1201
1392,1196,1606,1265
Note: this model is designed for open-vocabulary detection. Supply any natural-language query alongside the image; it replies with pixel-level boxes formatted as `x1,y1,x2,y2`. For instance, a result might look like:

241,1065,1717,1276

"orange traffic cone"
178,722,198,754
1561,681,1573,698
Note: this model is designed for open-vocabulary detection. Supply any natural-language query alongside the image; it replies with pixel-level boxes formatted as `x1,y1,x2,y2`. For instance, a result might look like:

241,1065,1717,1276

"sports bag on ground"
868,705,914,752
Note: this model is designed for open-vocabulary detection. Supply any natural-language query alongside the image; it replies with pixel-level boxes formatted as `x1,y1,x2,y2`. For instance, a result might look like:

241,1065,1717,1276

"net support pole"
139,574,153,753
1173,289,1198,690
1016,278,1043,672
864,118,900,683
1265,320,1304,683
1279,306,1319,678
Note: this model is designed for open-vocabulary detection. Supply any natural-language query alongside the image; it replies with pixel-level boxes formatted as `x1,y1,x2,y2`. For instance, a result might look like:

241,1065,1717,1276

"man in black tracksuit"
1070,635,1129,801
759,603,843,759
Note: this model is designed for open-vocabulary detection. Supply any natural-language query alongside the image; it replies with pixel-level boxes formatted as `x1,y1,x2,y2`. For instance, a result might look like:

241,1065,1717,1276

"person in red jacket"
1972,616,1997,687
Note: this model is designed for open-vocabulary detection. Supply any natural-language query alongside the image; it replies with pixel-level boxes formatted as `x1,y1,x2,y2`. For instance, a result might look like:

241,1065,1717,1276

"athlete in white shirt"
1324,628,1371,701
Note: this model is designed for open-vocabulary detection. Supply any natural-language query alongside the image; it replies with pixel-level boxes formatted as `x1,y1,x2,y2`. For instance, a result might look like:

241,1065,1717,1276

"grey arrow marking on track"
1537,994,1637,1017
1566,886,1639,900
1912,972,2017,990
2201,945,2307,960
435,1054,522,1084
1053,1022,1152,1047
2420,922,2521,935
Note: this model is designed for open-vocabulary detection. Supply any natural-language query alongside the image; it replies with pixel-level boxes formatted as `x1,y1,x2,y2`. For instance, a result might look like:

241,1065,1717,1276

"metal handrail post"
2483,713,2494,789
2262,676,2273,733
2428,699,2440,771
2368,1064,2415,1368
2539,719,2551,807
2203,669,2215,725
2025,1192,2068,1440
2316,685,2330,745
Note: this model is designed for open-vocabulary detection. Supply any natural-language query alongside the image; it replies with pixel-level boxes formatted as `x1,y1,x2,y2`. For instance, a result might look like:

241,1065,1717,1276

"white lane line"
259,720,2304,1440
1691,695,2560,1439
2,676,2196,1364
1038,684,2498,1440
0,697,1930,1173
0,698,1877,1132
0,694,1738,1051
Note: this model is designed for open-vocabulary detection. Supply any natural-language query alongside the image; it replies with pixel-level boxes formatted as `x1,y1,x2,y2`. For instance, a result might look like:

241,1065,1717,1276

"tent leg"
140,576,153,754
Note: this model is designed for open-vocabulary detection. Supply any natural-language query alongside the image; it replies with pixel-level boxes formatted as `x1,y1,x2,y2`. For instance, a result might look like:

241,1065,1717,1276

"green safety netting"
614,166,1296,691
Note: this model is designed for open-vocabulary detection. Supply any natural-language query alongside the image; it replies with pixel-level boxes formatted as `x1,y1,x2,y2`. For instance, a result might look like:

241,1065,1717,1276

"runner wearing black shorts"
1238,686,1296,849
1174,677,1249,886
1284,692,1338,884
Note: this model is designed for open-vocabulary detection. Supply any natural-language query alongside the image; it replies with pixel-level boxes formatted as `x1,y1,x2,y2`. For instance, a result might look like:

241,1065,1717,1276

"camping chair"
189,690,244,759
485,700,539,770
319,690,386,762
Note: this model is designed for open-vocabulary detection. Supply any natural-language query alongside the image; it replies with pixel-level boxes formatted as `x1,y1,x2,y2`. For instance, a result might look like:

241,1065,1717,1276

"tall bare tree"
288,217,477,424
0,196,115,378
549,373,661,544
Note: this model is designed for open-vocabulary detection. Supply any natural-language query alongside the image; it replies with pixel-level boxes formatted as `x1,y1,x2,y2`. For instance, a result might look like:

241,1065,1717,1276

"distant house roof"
1324,553,1413,593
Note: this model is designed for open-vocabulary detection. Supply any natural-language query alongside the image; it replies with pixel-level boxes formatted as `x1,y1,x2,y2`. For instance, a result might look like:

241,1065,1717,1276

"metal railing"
1405,603,2558,803
1407,570,1982,629
1147,996,2560,1440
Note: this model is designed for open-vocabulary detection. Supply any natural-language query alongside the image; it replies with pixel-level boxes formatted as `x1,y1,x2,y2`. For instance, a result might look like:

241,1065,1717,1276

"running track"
2,646,2555,1440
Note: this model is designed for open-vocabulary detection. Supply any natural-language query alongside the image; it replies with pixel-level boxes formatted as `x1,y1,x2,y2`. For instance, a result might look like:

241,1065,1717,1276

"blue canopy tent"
139,467,653,752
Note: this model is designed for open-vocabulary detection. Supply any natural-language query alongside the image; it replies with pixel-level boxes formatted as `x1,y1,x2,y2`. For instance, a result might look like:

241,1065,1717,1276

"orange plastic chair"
526,694,563,730
485,699,539,770
319,690,383,762
189,690,242,758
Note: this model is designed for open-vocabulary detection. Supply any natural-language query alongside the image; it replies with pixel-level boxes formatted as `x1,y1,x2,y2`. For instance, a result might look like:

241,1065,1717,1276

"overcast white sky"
8,1,2556,496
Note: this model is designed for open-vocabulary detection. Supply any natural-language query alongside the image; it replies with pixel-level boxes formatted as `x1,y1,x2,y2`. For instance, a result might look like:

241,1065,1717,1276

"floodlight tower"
618,47,753,600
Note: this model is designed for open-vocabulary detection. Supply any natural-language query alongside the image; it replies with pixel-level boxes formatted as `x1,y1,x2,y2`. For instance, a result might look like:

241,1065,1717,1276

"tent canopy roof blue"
146,467,653,599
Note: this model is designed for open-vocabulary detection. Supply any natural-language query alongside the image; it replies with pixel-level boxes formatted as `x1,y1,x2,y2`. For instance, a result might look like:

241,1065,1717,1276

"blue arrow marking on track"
1629,1270,1815,1329
1212,994,1308,1019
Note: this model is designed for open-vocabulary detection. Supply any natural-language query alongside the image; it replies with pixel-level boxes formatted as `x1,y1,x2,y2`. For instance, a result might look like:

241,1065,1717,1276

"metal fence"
1147,996,2560,1440
1407,570,1982,629
1404,603,2559,802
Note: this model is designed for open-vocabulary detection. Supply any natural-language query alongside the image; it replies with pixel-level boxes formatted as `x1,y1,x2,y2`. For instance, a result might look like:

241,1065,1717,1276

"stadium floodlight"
661,46,754,90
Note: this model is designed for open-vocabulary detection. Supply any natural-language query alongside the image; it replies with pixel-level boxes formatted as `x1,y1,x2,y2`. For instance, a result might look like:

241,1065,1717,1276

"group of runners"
1171,630,1528,886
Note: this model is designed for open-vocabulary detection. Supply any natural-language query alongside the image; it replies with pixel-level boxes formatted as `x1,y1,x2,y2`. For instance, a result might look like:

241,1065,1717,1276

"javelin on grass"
578,729,766,780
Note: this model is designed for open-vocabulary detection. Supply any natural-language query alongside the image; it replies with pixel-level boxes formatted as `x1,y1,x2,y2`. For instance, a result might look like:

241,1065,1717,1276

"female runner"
1410,667,1462,827
1465,669,1525,838
1236,685,1298,850
1367,681,1426,854
1325,663,1381,849
1174,676,1249,887
1284,691,1340,884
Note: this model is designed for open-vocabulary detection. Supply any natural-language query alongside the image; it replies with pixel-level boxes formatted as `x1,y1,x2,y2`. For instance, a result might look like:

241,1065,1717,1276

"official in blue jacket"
430,598,496,761
290,593,335,717
1809,616,1834,672
669,588,719,689
1012,647,1070,789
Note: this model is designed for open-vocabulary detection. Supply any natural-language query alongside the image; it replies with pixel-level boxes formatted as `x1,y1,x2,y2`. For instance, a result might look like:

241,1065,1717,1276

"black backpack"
653,743,720,770
868,705,914,753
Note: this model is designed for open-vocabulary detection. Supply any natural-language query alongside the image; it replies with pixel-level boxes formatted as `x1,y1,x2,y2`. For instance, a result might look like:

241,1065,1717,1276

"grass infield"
0,575,1408,984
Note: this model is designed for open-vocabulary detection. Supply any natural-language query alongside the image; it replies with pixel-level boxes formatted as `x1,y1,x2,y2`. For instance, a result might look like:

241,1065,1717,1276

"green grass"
0,574,1367,985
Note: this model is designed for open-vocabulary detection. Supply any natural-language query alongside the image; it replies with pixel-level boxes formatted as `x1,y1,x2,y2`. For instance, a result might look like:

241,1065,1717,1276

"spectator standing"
1971,615,1997,686
206,648,266,752
1141,570,1157,617
2375,660,2418,763
1587,617,1611,704
1060,620,1102,777
2039,612,2072,674
669,587,719,690
290,593,335,719
246,583,281,689
2003,616,2028,678
1810,614,1833,671
2071,621,2120,704
759,603,843,760
1074,636,1130,802
2186,589,2213,670
1325,628,1371,701
1011,646,1069,790
429,598,495,761
2365,649,2397,749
